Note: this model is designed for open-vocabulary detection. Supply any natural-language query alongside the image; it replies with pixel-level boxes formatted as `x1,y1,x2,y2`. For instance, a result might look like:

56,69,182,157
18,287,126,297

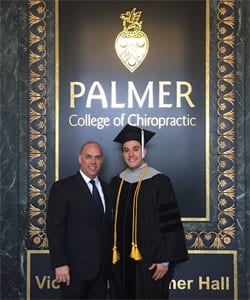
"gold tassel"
112,246,120,264
130,242,142,261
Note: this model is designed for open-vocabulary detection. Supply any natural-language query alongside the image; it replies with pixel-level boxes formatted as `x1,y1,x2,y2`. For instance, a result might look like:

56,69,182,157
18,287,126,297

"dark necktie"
90,179,104,220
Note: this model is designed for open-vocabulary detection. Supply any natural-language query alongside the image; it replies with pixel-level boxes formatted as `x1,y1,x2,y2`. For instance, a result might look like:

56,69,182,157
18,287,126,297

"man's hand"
148,263,169,281
55,265,70,286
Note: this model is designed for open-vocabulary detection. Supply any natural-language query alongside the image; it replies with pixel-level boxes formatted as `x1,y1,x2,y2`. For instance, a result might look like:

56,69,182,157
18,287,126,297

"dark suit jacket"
47,171,113,280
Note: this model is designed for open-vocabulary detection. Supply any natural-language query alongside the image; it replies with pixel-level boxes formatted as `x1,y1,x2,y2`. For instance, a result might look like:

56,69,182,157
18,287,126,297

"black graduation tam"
113,124,155,145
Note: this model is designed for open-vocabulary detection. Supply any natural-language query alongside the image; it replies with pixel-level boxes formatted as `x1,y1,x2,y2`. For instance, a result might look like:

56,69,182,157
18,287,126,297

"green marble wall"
1,1,28,298
0,0,249,299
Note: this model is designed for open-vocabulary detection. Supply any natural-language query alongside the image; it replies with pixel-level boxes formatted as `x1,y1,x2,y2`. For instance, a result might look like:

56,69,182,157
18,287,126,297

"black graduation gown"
110,173,188,299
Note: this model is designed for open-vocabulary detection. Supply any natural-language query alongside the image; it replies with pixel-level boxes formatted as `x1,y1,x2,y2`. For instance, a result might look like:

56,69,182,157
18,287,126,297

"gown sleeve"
154,175,188,264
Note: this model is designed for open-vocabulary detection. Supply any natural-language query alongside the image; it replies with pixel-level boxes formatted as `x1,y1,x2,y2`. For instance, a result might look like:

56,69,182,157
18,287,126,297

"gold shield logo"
115,8,149,73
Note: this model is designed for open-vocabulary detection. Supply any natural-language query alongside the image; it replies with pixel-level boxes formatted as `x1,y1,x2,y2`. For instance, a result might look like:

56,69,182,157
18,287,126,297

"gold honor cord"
112,164,149,264
112,169,127,264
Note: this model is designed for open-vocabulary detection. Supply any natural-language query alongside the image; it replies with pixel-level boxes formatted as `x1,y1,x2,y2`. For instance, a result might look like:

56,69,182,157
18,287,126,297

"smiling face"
78,142,103,179
122,140,147,170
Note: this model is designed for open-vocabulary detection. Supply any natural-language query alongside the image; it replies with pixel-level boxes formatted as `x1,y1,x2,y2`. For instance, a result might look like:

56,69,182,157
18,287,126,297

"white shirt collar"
79,169,99,185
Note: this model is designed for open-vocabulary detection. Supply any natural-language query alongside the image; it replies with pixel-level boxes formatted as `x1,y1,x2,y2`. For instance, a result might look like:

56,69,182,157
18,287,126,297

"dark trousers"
60,271,107,299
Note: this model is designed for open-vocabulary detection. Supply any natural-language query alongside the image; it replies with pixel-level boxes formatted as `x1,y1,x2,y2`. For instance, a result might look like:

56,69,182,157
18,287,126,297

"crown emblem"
115,8,149,73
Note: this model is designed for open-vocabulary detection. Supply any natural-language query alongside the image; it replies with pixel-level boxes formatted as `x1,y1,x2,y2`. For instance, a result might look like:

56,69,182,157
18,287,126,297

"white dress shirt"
79,169,106,212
